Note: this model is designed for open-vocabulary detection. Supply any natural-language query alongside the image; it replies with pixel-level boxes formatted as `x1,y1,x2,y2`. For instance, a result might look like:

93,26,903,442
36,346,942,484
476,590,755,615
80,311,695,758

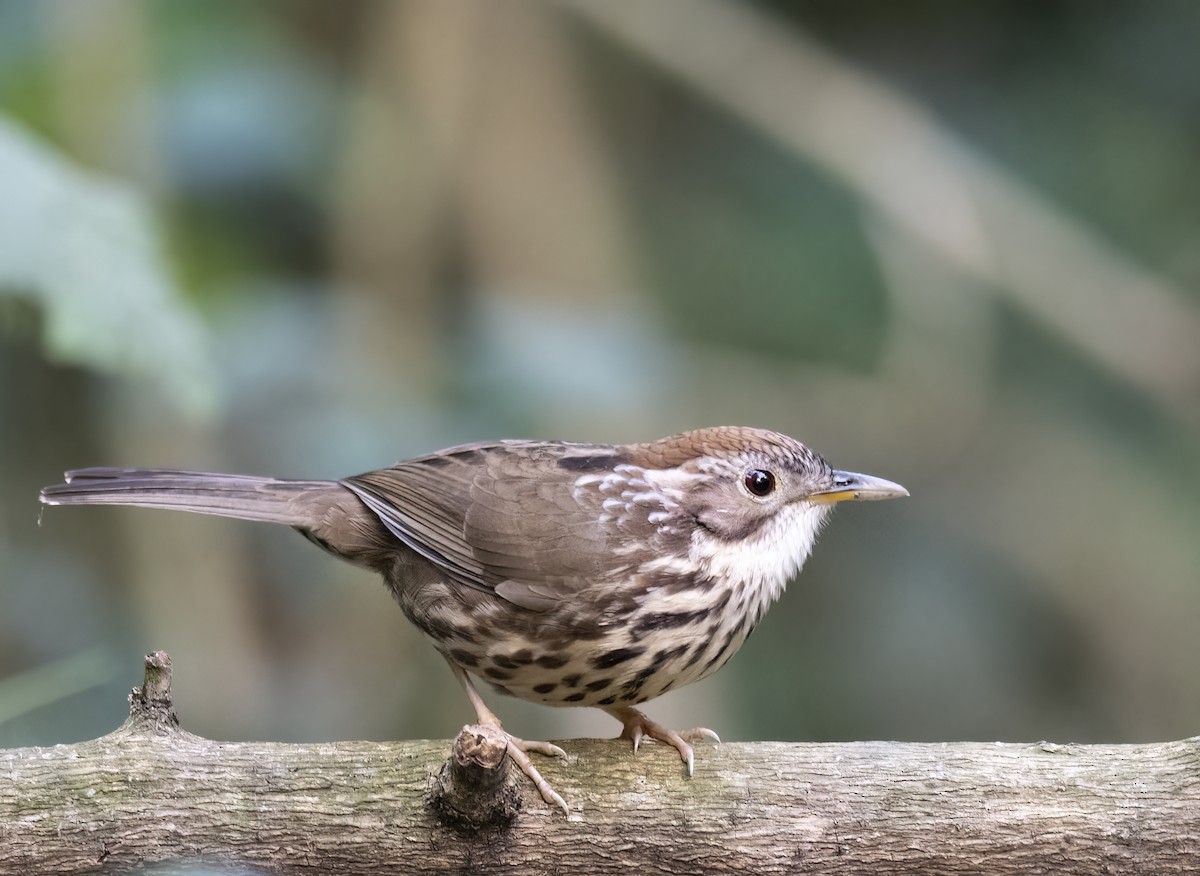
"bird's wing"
342,442,658,611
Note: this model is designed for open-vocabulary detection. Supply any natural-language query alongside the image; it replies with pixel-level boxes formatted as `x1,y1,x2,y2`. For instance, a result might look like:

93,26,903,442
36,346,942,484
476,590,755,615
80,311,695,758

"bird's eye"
744,469,776,497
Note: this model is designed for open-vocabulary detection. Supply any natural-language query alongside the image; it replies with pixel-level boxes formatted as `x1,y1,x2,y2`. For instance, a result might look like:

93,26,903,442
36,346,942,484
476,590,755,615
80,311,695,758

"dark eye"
744,469,776,497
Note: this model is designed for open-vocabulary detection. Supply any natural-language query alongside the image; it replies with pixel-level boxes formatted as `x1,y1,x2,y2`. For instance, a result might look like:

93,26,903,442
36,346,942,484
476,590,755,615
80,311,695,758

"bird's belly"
408,576,759,708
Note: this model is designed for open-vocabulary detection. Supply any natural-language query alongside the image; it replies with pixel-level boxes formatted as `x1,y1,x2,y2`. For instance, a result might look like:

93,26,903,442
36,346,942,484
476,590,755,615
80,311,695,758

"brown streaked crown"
626,426,825,471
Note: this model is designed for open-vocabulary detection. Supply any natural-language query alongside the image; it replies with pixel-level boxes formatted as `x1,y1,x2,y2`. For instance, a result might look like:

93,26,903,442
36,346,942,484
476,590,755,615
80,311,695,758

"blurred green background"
2,0,1198,755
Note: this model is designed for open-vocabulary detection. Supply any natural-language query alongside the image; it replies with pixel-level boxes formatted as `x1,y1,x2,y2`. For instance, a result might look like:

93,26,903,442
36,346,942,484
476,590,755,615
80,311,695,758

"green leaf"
0,116,214,416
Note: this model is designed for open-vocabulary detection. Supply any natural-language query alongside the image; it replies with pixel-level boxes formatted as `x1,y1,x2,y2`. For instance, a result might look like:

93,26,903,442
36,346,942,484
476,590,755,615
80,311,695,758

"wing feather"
340,443,659,611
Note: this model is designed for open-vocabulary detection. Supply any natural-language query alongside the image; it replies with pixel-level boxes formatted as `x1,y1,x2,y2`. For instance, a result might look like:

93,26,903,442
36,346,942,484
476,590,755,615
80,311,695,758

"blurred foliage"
1,0,1197,758
0,118,211,414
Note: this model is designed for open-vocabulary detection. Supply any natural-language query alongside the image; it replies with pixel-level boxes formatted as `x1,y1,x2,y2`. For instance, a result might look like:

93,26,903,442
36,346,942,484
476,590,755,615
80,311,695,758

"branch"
562,0,1200,425
2,653,1198,874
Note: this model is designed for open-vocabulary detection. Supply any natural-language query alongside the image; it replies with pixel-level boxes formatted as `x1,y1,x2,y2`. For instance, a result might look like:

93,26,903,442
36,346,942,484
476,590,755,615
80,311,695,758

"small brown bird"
40,426,906,813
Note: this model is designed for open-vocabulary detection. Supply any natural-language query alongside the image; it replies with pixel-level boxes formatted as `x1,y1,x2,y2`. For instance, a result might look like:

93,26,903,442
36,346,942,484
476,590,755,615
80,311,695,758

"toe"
504,733,567,759
523,739,567,759
504,742,569,815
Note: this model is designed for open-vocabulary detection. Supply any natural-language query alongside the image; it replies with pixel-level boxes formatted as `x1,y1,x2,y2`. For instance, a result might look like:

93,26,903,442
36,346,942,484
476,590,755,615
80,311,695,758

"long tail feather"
40,468,333,528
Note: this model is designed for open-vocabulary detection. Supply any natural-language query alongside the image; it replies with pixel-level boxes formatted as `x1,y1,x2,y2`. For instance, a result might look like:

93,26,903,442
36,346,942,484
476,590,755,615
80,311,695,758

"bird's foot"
499,730,569,815
605,706,720,776
449,664,570,814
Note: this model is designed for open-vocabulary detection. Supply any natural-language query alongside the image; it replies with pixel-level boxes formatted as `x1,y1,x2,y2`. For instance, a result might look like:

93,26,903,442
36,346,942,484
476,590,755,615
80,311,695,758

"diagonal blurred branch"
0,646,118,725
564,0,1200,425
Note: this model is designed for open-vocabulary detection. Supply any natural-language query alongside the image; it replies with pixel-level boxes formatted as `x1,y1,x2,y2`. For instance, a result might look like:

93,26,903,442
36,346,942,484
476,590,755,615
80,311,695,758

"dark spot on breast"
492,654,517,669
597,695,618,706
585,677,613,692
633,665,657,684
590,647,646,670
449,649,478,667
651,644,689,668
557,452,628,472
532,682,557,695
536,653,569,669
563,673,582,688
632,610,707,635
641,568,720,595
510,649,534,665
682,644,708,670
569,623,608,641
484,666,513,681
619,678,647,701
563,691,587,703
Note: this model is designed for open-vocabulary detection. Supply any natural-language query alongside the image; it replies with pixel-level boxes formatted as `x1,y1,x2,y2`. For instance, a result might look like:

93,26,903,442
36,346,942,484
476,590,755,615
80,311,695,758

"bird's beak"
810,470,909,504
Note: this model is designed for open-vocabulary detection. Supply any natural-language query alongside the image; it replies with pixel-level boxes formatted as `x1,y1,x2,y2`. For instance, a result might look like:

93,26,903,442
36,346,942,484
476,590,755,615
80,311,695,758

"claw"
681,741,695,776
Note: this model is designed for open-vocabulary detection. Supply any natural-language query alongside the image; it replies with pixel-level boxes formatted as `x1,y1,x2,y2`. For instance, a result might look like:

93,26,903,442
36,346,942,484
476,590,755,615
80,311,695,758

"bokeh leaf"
0,116,213,415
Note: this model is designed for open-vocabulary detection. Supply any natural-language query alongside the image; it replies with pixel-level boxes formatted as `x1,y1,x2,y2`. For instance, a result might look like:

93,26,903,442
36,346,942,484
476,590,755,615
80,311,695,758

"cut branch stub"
429,723,522,830
125,649,179,734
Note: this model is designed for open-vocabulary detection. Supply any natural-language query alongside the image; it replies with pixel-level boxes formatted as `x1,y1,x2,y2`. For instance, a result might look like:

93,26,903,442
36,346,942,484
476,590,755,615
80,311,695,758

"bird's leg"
603,705,721,776
448,662,569,814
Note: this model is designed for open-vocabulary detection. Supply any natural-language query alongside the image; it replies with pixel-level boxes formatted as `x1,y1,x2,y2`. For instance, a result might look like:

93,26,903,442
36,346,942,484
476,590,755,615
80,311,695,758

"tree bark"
2,653,1198,875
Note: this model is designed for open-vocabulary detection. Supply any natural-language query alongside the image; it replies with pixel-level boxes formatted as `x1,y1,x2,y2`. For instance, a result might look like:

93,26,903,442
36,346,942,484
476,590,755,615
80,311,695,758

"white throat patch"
692,501,832,606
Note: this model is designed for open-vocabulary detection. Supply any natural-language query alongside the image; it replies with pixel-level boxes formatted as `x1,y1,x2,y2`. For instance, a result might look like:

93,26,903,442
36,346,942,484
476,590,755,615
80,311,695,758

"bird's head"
633,427,908,596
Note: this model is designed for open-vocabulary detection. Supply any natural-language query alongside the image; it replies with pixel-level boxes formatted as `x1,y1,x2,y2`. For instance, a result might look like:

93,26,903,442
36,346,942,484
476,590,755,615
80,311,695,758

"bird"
40,426,907,813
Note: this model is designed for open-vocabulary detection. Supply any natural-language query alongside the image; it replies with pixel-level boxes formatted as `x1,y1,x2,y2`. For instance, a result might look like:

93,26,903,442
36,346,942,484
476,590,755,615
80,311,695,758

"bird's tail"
39,468,336,528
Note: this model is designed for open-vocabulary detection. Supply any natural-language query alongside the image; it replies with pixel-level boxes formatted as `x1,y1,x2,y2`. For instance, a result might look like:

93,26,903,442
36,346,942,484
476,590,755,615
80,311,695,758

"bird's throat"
692,501,831,608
